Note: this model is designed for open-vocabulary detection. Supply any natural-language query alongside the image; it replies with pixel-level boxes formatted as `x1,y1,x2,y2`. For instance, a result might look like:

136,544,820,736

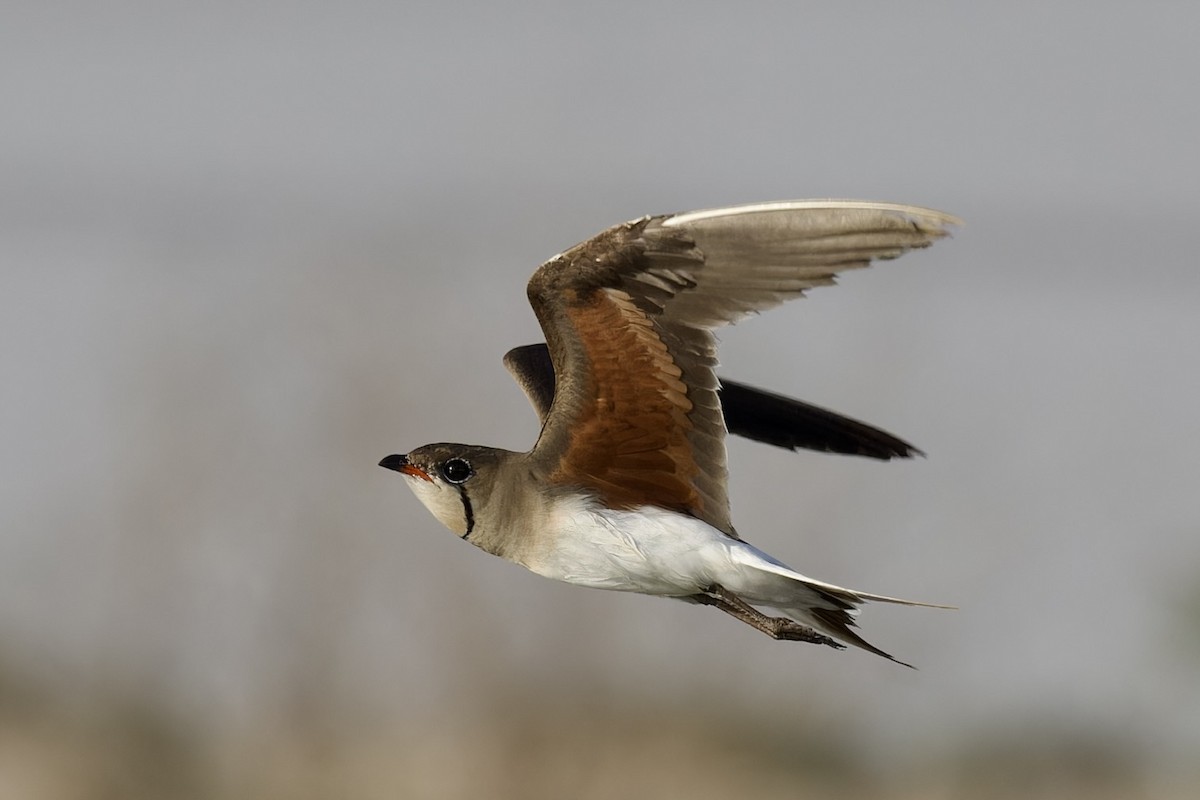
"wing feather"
505,343,923,460
524,201,957,535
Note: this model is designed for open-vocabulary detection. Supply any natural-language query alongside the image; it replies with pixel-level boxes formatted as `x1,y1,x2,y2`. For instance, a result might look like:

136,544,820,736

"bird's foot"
764,617,846,649
695,584,846,650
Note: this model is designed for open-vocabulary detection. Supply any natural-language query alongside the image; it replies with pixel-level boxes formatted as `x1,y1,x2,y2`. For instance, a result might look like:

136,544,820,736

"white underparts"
523,498,860,619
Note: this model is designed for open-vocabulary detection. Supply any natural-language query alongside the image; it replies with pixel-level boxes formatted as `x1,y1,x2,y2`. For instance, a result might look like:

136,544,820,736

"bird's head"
379,443,512,538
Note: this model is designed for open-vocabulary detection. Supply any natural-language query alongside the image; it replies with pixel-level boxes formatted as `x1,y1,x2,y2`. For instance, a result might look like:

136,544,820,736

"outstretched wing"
525,201,958,536
716,379,922,459
504,343,922,459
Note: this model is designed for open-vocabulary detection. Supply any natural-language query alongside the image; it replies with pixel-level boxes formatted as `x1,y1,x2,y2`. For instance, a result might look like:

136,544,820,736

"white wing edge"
662,199,964,229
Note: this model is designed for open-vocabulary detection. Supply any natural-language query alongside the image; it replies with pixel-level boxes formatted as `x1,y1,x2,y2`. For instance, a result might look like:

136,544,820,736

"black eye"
440,458,472,484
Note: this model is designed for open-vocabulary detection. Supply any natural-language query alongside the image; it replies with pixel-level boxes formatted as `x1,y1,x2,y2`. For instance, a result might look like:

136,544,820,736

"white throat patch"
405,478,470,536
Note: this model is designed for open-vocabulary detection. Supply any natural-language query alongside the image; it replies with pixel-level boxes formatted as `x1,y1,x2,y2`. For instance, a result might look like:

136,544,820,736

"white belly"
521,497,803,600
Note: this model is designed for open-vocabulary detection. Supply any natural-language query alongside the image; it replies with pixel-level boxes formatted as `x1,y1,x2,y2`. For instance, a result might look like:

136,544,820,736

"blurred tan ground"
0,678,1185,800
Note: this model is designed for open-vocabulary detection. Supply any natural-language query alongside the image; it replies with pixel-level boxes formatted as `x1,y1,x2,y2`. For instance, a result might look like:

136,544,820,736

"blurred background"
3,2,1198,798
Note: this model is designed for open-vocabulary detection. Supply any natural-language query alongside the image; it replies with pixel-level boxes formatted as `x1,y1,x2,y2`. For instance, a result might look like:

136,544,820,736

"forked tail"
729,542,953,667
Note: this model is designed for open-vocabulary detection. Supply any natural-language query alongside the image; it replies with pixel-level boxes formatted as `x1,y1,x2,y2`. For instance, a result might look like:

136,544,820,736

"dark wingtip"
379,453,408,471
717,378,924,461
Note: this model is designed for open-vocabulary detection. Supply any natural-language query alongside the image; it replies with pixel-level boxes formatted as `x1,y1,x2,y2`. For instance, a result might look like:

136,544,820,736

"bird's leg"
692,584,845,650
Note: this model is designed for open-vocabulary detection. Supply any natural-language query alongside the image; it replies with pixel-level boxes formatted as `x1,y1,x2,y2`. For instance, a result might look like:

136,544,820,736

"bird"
380,200,958,666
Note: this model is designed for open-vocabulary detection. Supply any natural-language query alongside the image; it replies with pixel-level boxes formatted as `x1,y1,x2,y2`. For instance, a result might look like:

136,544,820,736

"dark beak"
379,453,433,482
379,453,409,471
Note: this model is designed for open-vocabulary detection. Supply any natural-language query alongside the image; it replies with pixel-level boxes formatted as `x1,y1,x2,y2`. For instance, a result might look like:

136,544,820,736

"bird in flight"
381,200,958,666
